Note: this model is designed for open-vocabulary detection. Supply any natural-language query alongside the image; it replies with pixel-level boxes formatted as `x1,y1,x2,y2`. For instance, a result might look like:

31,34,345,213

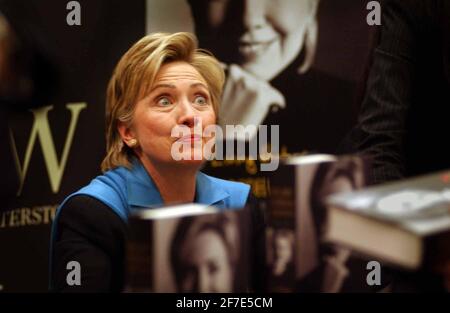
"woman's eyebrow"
150,82,208,92
150,83,176,93
190,82,208,89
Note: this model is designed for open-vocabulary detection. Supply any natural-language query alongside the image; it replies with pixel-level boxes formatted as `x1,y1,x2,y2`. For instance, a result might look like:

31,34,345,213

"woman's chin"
173,157,206,168
170,148,214,167
242,61,281,81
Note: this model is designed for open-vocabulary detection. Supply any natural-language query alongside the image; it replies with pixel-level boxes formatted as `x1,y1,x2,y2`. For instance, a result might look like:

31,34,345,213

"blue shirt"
51,158,250,239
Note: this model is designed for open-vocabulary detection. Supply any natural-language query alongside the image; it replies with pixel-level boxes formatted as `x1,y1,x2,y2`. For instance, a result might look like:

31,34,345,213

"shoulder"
55,195,127,248
51,195,126,292
57,195,126,232
58,167,130,222
59,195,119,219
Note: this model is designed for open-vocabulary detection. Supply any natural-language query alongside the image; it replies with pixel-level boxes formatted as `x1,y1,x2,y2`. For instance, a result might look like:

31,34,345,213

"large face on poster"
188,0,320,143
188,0,318,82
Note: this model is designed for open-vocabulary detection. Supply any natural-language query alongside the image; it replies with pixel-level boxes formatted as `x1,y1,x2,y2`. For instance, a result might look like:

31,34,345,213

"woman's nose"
243,0,267,31
177,99,197,128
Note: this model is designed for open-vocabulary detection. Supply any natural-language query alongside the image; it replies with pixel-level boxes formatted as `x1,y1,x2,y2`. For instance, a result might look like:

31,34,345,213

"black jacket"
348,0,450,183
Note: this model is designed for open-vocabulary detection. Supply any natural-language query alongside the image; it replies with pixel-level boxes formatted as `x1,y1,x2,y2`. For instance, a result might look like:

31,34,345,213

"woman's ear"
117,121,138,148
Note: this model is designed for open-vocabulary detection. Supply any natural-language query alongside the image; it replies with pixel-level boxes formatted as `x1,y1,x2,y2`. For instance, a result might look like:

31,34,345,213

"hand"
219,64,286,141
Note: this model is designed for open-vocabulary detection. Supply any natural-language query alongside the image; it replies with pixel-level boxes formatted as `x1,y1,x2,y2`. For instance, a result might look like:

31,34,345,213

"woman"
49,32,263,292
189,0,319,82
170,211,241,292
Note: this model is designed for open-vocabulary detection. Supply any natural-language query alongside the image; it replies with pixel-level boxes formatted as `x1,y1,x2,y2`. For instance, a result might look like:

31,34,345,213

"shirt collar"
195,171,230,208
126,159,230,209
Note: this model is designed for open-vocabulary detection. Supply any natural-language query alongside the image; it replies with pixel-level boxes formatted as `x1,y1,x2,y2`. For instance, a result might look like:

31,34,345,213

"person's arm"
350,0,430,183
51,195,127,292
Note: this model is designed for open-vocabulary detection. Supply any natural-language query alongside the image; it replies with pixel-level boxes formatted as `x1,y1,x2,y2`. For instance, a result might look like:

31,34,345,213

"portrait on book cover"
151,209,249,292
297,156,371,292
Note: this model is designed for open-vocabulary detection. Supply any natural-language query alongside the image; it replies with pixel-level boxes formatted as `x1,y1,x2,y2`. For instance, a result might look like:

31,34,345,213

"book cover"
125,204,251,293
267,154,375,292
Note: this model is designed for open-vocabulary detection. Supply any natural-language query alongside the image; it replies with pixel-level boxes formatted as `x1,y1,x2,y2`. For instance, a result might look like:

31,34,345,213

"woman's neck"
139,157,198,204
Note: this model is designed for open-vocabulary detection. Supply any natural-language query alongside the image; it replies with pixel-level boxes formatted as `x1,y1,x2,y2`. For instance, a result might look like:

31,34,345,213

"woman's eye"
157,97,171,106
194,95,208,105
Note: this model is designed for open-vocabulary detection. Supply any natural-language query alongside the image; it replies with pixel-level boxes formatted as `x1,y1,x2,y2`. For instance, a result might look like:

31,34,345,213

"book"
125,203,251,292
325,170,450,271
266,154,372,292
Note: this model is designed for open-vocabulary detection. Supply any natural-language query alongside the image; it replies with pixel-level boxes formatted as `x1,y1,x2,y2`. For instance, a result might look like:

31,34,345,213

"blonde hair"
101,32,225,172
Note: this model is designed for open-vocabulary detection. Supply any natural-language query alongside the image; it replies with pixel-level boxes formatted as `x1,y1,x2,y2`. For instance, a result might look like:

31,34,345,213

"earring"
128,138,138,148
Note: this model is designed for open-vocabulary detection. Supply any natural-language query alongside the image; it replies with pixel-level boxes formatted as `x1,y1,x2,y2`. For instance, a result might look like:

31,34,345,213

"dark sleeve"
349,0,431,183
246,193,267,292
51,195,127,292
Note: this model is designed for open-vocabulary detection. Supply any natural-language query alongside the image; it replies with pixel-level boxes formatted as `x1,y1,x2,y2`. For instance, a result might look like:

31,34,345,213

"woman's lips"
238,37,279,59
178,134,202,143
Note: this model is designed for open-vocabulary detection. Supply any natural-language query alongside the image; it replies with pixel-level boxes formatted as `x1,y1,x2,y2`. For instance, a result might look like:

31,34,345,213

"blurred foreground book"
325,170,450,271
125,204,251,292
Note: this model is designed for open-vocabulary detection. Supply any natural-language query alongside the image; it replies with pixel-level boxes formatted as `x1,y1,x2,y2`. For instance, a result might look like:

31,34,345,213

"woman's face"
191,0,318,80
125,61,216,168
179,230,233,292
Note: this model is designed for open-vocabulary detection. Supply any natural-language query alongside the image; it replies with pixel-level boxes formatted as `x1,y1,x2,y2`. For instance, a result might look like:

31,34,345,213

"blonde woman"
50,32,264,292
